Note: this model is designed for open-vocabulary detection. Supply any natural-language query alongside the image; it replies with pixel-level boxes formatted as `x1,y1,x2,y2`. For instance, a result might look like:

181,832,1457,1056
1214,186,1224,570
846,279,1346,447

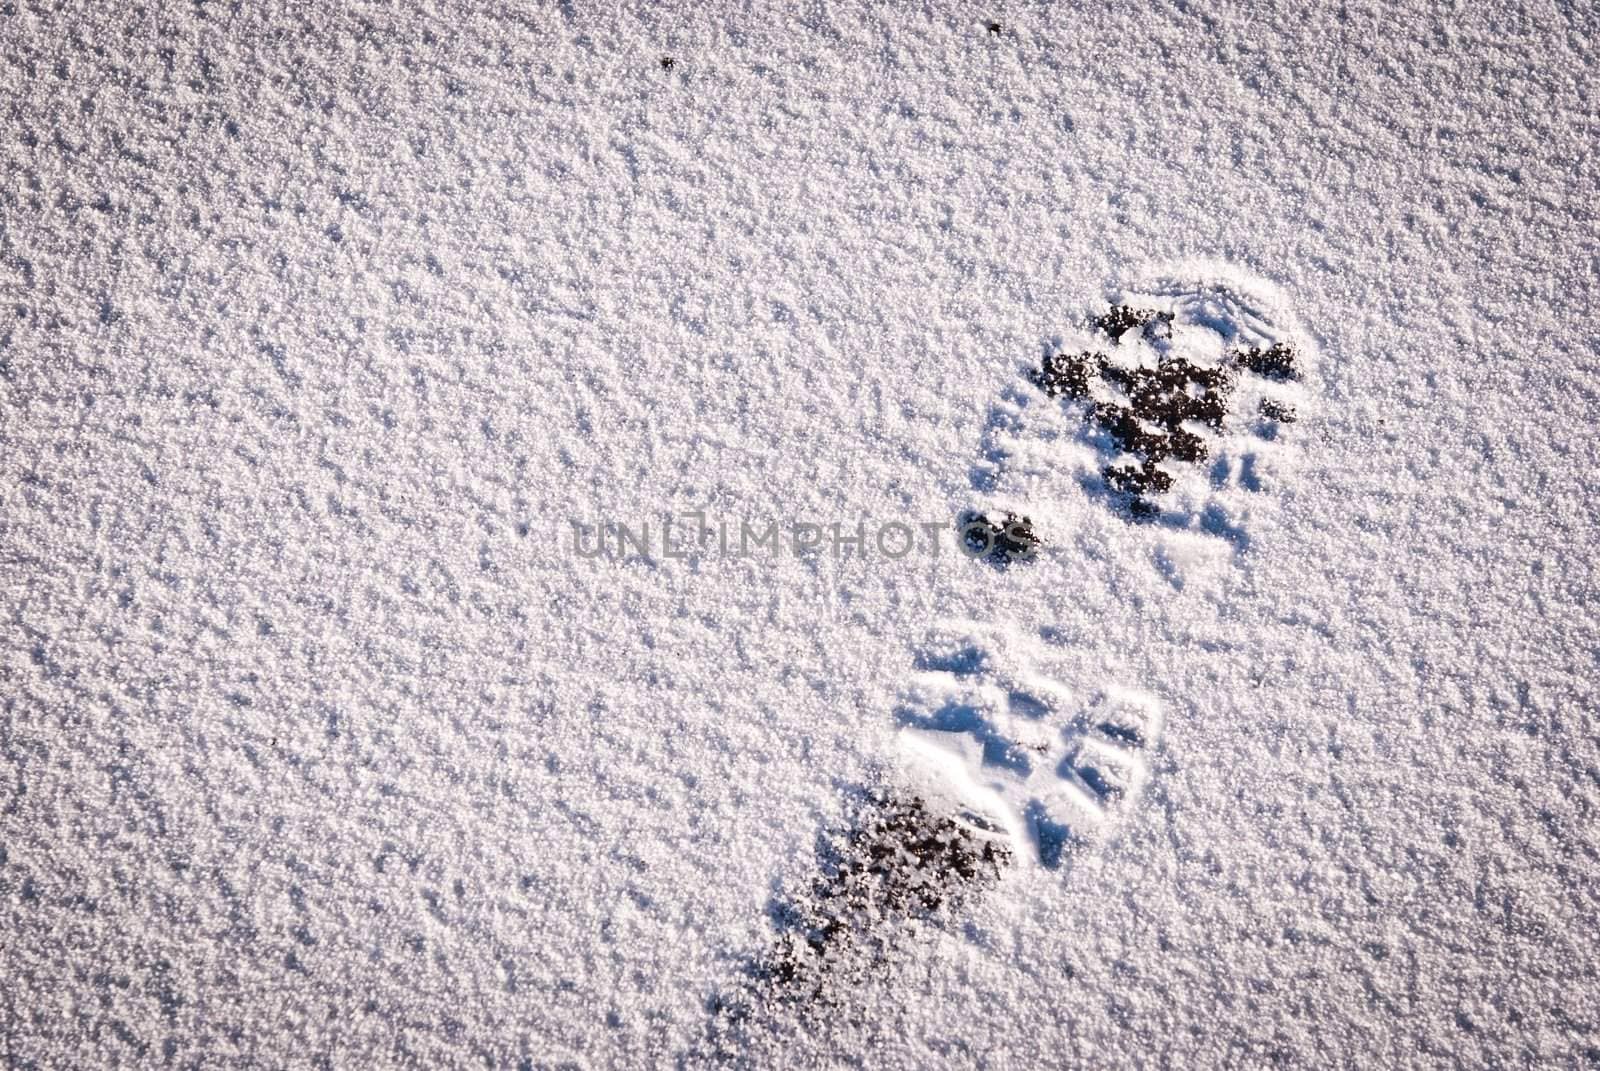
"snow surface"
2,1,1598,1067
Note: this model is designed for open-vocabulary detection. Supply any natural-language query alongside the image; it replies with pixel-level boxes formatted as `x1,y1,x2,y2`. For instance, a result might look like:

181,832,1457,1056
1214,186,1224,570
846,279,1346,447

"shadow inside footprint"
896,694,1037,775
911,644,990,676
1023,799,1078,870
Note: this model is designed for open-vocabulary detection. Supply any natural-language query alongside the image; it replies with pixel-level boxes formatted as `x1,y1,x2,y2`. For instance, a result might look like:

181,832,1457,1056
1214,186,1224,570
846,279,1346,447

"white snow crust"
2,2,1598,1067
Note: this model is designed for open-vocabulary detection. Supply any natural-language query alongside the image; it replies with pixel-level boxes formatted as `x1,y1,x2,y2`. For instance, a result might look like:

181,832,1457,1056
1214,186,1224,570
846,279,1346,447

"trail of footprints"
907,276,1309,864
711,277,1310,1040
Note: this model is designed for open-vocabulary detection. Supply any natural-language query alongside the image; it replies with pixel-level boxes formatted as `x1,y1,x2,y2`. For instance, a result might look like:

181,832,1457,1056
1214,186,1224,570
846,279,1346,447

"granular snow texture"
2,2,1599,1068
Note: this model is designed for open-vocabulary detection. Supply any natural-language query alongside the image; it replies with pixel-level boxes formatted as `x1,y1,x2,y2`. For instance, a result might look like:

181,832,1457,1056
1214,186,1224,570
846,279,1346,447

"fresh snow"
2,2,1598,1067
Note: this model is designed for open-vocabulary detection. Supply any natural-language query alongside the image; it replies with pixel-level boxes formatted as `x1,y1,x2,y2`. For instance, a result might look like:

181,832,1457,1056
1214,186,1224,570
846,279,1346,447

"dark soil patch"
958,510,1040,565
1259,398,1298,423
1093,305,1172,343
1031,305,1301,513
1236,342,1299,381
712,792,1009,1030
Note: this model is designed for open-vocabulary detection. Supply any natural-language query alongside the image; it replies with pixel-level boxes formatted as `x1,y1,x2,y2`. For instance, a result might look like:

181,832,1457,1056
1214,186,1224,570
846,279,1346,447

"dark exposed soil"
1236,342,1299,381
958,510,1040,565
762,793,1009,1004
1259,397,1298,423
710,792,1009,1035
1092,304,1172,343
1030,305,1301,512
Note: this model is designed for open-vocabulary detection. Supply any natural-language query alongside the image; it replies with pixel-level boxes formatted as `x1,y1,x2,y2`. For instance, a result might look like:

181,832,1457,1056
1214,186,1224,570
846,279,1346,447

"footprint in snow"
905,271,1314,866
710,271,1314,1036
971,272,1316,567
